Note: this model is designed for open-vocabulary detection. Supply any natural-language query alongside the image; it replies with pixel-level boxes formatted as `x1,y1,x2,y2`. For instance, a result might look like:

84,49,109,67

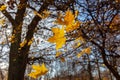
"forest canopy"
0,0,120,80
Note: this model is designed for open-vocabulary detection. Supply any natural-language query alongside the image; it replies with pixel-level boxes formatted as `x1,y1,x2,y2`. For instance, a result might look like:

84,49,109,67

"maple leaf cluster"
48,10,81,50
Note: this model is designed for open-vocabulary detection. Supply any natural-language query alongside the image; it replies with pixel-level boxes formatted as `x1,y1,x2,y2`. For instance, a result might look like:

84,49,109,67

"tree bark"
8,50,28,80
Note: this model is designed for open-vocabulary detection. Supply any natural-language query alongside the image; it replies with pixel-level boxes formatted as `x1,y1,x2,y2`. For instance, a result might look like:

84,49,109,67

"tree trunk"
8,43,29,80
101,48,120,80
90,36,120,79
8,53,28,80
8,0,28,79
7,1,49,79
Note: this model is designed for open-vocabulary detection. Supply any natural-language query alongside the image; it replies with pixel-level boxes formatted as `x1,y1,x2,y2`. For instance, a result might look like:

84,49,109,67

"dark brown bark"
8,50,28,80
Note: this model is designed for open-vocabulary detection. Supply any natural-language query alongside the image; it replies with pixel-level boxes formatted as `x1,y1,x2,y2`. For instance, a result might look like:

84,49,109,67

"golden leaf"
40,63,48,74
28,63,48,79
60,57,65,62
48,27,66,50
72,39,81,48
0,5,7,11
84,47,91,54
77,47,91,58
77,36,85,43
42,10,50,19
20,40,27,48
9,34,15,43
77,52,84,58
28,38,34,46
56,52,62,57
64,10,75,25
56,10,81,32
0,19,5,26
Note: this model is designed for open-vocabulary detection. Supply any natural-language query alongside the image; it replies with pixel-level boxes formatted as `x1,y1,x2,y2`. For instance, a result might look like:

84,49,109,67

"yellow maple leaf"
32,65,41,71
72,39,81,48
55,18,65,25
9,34,15,43
77,47,91,58
84,47,91,54
28,63,48,79
28,72,38,79
77,42,81,47
28,37,34,46
42,10,50,19
20,40,27,48
48,27,66,50
56,52,62,57
55,37,66,50
56,10,81,32
60,57,65,62
65,10,81,32
0,19,5,26
65,20,80,32
77,36,85,43
0,5,7,11
64,10,75,25
77,52,84,58
41,63,48,74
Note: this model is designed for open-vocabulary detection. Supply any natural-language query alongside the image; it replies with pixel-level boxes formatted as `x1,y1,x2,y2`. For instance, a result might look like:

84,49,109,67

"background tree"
75,0,120,79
